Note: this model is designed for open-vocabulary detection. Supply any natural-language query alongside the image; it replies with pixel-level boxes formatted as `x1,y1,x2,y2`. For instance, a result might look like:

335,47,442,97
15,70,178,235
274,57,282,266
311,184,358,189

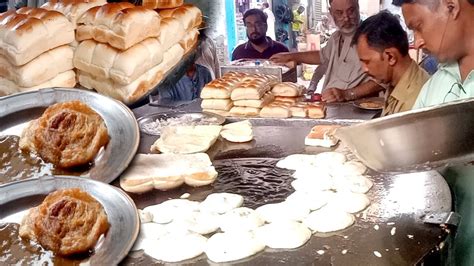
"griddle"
120,118,452,265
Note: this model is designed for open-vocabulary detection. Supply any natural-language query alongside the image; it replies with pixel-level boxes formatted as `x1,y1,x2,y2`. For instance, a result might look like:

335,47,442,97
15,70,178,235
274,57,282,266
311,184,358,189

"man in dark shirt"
232,8,289,61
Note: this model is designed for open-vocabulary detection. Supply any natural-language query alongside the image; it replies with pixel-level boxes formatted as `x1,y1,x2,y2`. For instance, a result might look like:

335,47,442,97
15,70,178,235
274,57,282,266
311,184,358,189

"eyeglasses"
443,82,466,103
245,22,266,29
331,7,358,20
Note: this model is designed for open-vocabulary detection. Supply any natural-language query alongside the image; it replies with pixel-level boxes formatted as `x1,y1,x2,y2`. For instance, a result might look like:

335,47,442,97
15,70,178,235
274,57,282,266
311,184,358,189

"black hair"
243,8,267,24
352,11,409,56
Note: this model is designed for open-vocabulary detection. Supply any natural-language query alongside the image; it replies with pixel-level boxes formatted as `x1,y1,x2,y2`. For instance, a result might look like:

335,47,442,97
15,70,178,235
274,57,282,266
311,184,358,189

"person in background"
159,63,212,102
196,33,220,79
352,11,429,116
271,0,383,103
262,2,276,40
290,5,305,49
394,1,474,265
232,8,288,61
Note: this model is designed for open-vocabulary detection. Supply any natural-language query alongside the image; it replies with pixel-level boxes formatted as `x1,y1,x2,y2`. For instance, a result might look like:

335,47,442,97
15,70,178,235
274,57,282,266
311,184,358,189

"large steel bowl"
336,98,474,173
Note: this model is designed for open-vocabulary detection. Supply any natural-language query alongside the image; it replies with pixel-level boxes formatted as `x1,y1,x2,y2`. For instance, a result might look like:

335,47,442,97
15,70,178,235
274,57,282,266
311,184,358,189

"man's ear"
383,48,398,66
444,0,461,19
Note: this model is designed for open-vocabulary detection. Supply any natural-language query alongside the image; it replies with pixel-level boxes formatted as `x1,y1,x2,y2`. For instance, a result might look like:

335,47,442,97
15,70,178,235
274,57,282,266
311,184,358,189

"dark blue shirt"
232,37,289,61
159,64,212,102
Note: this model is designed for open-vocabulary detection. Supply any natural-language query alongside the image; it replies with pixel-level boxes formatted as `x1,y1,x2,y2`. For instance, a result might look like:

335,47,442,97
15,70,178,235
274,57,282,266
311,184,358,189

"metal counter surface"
120,104,451,265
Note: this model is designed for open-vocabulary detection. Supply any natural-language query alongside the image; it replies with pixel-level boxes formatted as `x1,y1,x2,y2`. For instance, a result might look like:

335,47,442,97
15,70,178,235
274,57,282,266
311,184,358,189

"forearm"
291,51,321,65
344,80,384,101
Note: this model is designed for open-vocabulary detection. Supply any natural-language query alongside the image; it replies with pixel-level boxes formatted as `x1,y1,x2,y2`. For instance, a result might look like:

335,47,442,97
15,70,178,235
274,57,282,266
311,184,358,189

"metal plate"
354,97,385,110
336,98,474,173
0,175,139,265
0,88,139,184
126,119,451,265
137,111,226,136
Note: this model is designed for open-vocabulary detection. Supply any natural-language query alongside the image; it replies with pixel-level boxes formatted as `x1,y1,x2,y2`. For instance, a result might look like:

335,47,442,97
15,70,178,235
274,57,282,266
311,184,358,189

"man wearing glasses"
270,0,384,103
394,0,474,108
232,9,289,61
394,1,474,265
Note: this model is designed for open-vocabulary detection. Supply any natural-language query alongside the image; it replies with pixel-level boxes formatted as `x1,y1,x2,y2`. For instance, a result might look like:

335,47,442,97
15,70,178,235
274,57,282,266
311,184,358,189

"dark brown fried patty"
19,188,109,256
20,100,109,168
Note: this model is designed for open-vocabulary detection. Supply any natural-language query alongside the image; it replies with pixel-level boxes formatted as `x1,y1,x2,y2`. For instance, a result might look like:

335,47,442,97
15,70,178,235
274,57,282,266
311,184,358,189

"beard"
249,35,266,45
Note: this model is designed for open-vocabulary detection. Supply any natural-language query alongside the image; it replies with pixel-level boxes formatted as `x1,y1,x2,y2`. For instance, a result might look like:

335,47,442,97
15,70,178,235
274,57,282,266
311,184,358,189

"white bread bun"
290,105,308,118
0,8,75,66
260,104,291,118
271,82,304,97
0,45,73,87
159,4,202,31
78,43,183,104
142,0,183,9
230,82,271,101
274,96,300,104
74,38,164,85
201,99,233,111
76,3,161,50
304,125,341,147
159,17,186,51
41,0,107,28
220,120,253,143
200,82,235,99
202,109,230,117
180,28,199,54
306,104,326,119
151,125,222,154
0,70,76,96
233,92,274,108
120,153,218,193
229,106,260,117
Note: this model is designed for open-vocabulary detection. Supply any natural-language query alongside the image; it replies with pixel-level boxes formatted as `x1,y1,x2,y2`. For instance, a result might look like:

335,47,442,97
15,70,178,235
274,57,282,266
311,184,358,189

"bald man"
271,0,384,103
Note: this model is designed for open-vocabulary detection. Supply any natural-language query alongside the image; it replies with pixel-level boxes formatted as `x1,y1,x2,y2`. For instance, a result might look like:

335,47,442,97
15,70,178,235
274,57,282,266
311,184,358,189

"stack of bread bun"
156,3,202,53
72,2,167,104
260,82,326,118
0,8,76,96
41,0,107,48
229,74,277,117
200,72,245,116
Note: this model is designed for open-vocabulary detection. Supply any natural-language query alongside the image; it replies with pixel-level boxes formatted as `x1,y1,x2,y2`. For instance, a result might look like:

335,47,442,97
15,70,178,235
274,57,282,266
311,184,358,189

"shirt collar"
391,60,426,101
437,61,461,81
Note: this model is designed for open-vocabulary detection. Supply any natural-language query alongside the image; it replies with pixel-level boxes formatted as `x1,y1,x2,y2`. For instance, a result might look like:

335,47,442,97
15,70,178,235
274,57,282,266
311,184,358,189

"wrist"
344,89,357,101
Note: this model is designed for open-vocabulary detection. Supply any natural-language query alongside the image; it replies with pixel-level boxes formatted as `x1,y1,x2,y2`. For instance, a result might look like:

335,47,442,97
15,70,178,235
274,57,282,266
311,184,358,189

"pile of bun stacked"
201,73,326,119
0,1,201,102
0,7,76,96
72,2,201,104
200,72,277,116
262,82,326,119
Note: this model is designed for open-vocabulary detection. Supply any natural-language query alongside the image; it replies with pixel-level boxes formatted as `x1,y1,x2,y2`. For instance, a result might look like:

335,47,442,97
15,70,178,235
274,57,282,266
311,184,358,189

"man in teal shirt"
396,0,474,265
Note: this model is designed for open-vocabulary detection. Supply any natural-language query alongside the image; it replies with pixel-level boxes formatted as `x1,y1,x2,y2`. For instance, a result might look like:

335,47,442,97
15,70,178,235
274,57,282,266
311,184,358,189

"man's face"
356,35,391,84
402,3,460,63
329,0,360,34
245,14,267,44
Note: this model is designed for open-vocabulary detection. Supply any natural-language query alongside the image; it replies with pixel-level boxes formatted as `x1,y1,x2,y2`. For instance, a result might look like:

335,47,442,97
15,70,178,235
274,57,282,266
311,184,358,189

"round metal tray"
137,111,226,136
0,88,139,184
0,175,140,265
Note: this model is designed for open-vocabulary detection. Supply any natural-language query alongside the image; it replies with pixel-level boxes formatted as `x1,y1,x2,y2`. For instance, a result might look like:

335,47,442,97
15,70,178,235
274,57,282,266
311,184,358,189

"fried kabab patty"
19,188,109,256
20,100,109,168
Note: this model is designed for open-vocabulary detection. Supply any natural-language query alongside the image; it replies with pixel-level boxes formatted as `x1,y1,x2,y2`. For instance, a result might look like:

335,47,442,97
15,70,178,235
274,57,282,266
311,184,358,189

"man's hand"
270,52,294,64
321,88,348,103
